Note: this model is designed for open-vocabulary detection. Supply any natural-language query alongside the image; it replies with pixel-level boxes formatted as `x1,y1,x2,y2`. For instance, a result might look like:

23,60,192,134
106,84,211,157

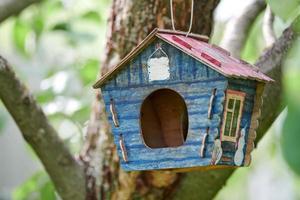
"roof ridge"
156,28,209,42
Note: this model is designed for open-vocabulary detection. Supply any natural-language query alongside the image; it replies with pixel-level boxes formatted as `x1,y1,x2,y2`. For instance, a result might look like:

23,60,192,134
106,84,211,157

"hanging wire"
170,0,194,37
147,46,169,61
170,0,176,31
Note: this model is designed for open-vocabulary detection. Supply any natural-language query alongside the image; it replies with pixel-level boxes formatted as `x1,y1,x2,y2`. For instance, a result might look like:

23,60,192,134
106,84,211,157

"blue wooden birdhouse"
93,29,273,171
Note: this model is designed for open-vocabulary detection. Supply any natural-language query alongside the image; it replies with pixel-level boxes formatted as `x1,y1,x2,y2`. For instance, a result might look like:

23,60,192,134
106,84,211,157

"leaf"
71,106,90,123
241,12,264,63
43,0,63,15
281,39,300,176
12,19,32,56
0,106,7,134
292,15,300,34
81,11,102,22
79,59,100,85
67,31,96,45
36,89,56,104
13,171,55,200
281,109,300,176
51,22,71,31
266,0,300,21
32,16,45,37
40,181,56,200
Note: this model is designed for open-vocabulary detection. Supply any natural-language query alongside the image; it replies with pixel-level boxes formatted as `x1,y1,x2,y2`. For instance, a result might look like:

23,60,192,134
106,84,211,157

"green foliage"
282,108,300,175
81,11,102,22
12,19,32,56
265,0,300,177
267,0,300,21
13,171,56,200
292,15,300,34
51,22,70,31
215,124,300,200
0,105,7,134
281,38,300,176
79,59,100,85
0,0,111,198
241,13,264,63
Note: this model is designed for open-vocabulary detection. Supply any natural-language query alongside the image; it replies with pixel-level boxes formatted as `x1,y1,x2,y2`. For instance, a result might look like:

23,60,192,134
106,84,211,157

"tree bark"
84,1,298,199
255,27,295,142
0,0,40,23
82,0,220,199
0,56,86,200
262,6,276,47
220,0,266,57
0,0,297,199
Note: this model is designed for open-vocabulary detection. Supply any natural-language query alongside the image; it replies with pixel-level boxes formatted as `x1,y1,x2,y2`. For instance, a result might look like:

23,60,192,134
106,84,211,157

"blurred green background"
0,0,300,199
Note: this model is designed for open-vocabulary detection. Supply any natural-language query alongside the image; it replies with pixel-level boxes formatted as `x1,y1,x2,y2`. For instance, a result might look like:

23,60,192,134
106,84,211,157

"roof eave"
93,29,273,89
93,28,159,88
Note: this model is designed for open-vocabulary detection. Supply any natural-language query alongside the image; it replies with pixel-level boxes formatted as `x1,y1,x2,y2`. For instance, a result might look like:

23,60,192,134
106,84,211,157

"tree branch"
0,0,41,23
0,56,86,200
263,5,276,47
255,26,295,142
220,0,266,57
174,16,299,200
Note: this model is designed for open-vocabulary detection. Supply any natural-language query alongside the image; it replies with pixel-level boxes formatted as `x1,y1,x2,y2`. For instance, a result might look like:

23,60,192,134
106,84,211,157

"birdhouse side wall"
100,39,229,171
218,78,257,166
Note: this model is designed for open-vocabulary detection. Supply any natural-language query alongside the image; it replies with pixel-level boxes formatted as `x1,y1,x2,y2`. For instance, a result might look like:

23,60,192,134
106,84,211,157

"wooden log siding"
100,38,230,170
220,79,257,166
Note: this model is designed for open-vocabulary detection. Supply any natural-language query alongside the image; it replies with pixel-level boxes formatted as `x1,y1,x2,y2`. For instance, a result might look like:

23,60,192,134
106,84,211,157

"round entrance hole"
140,89,188,148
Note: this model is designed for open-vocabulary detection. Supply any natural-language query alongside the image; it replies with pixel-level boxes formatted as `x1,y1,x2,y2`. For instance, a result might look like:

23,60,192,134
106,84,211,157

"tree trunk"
82,0,220,199
0,0,296,199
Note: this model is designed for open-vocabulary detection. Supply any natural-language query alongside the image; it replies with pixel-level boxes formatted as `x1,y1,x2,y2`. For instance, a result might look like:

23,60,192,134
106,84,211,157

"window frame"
221,89,246,142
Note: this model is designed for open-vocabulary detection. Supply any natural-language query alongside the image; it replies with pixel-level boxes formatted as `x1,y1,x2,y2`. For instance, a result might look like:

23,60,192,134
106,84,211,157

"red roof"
94,29,273,88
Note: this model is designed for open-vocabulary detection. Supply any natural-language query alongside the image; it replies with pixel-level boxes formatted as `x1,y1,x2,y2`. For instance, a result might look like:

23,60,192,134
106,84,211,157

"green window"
222,90,245,142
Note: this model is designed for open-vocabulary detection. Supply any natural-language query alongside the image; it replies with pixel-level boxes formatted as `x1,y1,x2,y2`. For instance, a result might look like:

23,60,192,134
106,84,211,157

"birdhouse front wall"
100,38,257,171
101,38,229,171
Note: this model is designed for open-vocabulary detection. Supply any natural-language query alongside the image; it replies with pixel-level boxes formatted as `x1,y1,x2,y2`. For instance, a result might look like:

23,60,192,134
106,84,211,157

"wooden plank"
101,78,115,90
103,77,226,92
104,94,225,119
167,45,181,81
100,70,228,171
112,126,219,148
229,79,257,88
102,79,227,101
228,82,257,96
110,114,221,133
194,63,209,79
109,117,221,136
181,54,194,81
124,143,213,162
129,59,141,85
121,156,212,171
115,67,129,87
102,39,226,89
208,68,220,78
119,145,215,171
244,82,265,166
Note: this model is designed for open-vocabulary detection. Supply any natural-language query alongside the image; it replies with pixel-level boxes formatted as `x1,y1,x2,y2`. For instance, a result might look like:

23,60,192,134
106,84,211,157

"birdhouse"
93,28,273,171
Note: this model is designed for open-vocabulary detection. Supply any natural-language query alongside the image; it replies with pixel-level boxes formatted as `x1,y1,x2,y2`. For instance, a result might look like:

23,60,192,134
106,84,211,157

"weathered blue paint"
219,79,257,166
100,37,258,171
